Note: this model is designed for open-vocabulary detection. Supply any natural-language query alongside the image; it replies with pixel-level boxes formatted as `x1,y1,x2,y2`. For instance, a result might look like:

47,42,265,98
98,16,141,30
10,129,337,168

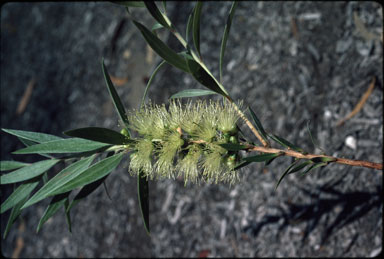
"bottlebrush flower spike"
126,99,243,184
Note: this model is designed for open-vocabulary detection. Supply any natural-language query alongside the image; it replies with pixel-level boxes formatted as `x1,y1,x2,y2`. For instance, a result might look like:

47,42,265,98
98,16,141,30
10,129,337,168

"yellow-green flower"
127,99,244,184
129,139,154,178
154,131,184,179
176,144,202,185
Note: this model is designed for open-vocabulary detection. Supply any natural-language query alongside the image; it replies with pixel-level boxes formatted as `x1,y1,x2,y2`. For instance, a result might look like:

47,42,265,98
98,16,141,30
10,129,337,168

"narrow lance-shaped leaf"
13,138,110,155
265,152,284,166
300,162,328,176
288,160,314,175
142,60,167,107
179,50,193,60
0,161,29,171
275,159,302,190
269,134,306,154
144,1,170,29
233,160,252,171
64,127,132,145
133,21,189,73
36,192,70,233
22,155,95,210
151,22,164,33
138,171,150,235
50,152,124,195
185,58,229,98
52,145,111,160
102,60,131,132
170,89,217,99
192,1,203,57
311,156,337,163
243,152,283,163
1,159,59,185
64,199,72,233
65,152,113,215
42,172,49,184
186,11,194,44
1,178,40,213
3,196,29,239
248,107,270,145
18,137,37,147
2,128,63,143
17,135,57,159
66,175,109,213
219,1,238,83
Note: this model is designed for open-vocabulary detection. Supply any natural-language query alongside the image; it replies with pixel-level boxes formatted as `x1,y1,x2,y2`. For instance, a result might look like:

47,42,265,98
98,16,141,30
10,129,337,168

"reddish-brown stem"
189,139,382,170
226,96,270,148
246,145,383,170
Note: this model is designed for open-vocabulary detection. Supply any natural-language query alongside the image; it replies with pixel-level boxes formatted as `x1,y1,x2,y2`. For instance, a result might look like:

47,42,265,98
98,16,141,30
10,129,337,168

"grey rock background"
1,2,382,258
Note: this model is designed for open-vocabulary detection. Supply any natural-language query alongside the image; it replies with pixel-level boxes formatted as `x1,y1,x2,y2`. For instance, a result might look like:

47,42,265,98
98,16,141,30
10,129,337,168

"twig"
229,99,270,147
246,144,383,170
16,78,35,115
337,77,376,127
190,137,382,170
291,17,299,40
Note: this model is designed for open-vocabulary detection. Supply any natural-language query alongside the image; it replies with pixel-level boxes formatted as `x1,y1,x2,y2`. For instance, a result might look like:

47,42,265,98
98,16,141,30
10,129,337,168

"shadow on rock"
243,179,382,246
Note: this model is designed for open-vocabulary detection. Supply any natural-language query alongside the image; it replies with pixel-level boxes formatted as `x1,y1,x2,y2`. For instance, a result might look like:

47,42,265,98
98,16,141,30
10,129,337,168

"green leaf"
21,155,95,210
0,161,29,171
310,156,337,163
288,160,314,175
233,160,252,171
248,107,270,145
17,137,37,147
64,199,72,233
1,178,40,213
66,175,109,213
144,1,170,29
265,153,284,166
1,159,59,185
132,21,189,73
300,162,328,176
269,134,306,154
42,172,49,184
64,127,132,145
2,128,63,143
178,51,193,60
186,11,194,44
102,59,131,131
219,143,248,151
185,58,229,97
142,60,167,107
13,138,110,154
113,1,145,7
219,1,238,83
17,136,57,159
36,192,70,233
162,1,166,12
151,22,164,33
52,145,111,160
192,1,203,56
170,89,217,99
275,159,302,190
3,196,29,239
50,152,124,195
243,152,283,163
138,171,150,235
